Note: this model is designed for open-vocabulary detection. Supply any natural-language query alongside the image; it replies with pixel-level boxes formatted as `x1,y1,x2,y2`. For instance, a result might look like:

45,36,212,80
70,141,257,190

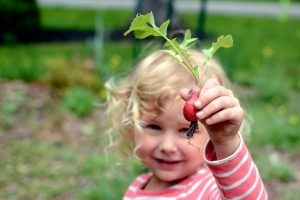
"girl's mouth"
155,158,182,169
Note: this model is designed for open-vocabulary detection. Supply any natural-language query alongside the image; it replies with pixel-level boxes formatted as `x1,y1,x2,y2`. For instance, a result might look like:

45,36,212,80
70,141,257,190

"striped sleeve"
204,136,268,200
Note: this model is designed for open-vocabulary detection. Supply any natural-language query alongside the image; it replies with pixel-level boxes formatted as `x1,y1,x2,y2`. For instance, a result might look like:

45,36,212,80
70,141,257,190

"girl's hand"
180,79,244,159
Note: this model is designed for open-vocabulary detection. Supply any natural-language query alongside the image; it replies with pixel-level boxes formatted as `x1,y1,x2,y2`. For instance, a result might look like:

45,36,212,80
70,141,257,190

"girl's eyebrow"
142,116,159,123
146,118,160,124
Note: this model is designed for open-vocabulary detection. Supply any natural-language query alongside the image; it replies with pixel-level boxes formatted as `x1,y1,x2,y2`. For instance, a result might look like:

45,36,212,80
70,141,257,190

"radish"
183,86,200,139
183,86,200,122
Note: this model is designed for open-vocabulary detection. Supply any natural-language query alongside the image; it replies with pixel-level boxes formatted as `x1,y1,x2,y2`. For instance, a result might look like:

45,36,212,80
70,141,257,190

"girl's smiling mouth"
155,158,183,169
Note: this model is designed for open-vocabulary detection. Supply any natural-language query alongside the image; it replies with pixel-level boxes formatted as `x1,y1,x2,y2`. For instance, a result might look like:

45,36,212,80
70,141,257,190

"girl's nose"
159,132,177,154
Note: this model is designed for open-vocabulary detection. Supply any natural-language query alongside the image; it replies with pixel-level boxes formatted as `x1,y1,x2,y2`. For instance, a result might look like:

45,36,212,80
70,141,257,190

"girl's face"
134,97,209,188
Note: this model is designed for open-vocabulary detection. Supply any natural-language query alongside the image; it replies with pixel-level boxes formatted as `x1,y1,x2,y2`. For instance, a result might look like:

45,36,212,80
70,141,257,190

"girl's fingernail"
206,118,212,124
194,101,201,108
196,111,204,118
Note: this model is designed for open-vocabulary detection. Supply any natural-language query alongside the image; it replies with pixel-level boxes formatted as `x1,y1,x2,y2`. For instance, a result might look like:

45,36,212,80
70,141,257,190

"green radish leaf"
164,38,180,49
193,66,200,84
124,12,160,39
124,12,170,39
162,50,183,63
158,20,170,37
202,35,233,58
180,29,198,51
164,39,188,60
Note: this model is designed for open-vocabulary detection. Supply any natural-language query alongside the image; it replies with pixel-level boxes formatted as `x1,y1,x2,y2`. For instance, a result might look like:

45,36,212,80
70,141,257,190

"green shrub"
0,90,26,128
0,0,40,43
78,154,145,200
62,87,98,117
252,66,288,103
0,63,46,82
254,151,295,182
42,63,101,96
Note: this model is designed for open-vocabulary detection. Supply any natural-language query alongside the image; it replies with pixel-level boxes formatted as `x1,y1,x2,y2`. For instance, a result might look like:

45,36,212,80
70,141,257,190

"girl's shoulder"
124,172,151,198
130,172,152,189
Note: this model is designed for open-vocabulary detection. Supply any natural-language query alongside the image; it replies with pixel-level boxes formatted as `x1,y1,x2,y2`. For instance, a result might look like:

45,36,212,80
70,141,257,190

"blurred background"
0,0,299,199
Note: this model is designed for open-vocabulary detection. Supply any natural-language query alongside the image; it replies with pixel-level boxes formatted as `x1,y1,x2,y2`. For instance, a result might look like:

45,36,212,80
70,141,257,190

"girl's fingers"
202,106,244,125
195,85,232,110
180,87,200,101
200,79,220,96
196,95,238,120
179,88,190,101
181,79,223,104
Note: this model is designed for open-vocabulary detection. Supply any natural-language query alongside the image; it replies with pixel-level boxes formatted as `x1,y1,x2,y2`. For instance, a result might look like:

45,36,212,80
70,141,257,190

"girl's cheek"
134,131,156,149
185,129,209,149
134,132,142,146
193,132,209,147
133,127,145,145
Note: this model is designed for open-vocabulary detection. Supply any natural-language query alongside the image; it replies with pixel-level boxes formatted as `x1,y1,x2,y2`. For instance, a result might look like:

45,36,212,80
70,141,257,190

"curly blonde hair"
103,49,248,158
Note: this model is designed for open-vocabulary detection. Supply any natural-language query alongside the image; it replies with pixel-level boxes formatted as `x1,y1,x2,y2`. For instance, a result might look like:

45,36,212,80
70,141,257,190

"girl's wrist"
210,134,241,160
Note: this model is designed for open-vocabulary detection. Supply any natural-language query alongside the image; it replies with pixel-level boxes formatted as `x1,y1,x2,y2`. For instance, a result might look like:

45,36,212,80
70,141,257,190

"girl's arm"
180,78,268,199
204,135,268,199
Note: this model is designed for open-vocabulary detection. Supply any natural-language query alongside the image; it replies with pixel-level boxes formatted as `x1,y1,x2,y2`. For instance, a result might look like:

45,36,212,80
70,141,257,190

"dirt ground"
1,81,300,199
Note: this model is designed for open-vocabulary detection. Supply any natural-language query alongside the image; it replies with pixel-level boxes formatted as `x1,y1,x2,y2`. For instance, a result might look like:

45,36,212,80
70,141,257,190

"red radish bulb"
183,86,200,122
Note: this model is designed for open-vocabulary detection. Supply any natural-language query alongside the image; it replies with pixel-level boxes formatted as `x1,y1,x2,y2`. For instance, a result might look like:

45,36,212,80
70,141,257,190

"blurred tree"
134,0,208,38
131,0,181,58
135,0,182,31
0,0,40,43
197,0,208,39
131,0,209,56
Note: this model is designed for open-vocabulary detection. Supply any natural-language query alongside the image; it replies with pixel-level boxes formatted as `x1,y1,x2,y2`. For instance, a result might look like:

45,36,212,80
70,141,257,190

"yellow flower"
109,54,122,69
277,106,287,116
289,115,299,126
99,88,108,100
262,46,273,58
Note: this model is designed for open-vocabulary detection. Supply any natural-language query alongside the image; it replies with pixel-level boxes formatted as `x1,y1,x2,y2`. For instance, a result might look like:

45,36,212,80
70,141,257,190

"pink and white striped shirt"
124,139,268,199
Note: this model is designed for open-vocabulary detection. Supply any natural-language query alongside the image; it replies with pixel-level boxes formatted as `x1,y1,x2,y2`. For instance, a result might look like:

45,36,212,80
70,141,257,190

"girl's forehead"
141,97,185,120
162,95,183,106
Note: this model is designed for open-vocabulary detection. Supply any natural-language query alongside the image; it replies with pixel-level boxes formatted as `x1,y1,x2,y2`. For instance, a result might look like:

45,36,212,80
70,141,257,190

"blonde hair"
103,49,248,158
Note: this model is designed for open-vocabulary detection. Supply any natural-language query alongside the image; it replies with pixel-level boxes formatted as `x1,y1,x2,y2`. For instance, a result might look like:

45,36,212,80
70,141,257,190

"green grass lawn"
0,7,300,199
40,8,133,30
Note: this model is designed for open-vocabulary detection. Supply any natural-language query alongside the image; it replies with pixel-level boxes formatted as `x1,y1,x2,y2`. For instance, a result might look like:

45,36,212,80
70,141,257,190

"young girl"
104,49,268,199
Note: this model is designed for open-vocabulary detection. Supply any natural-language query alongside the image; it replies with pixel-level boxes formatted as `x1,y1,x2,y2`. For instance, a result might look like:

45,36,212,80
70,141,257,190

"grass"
0,42,90,81
40,8,133,30
0,138,143,199
0,41,133,87
0,7,300,199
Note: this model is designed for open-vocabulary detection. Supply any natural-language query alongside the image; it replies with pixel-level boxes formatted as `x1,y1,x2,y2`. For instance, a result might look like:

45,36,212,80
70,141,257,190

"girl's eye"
145,124,161,131
179,128,189,133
